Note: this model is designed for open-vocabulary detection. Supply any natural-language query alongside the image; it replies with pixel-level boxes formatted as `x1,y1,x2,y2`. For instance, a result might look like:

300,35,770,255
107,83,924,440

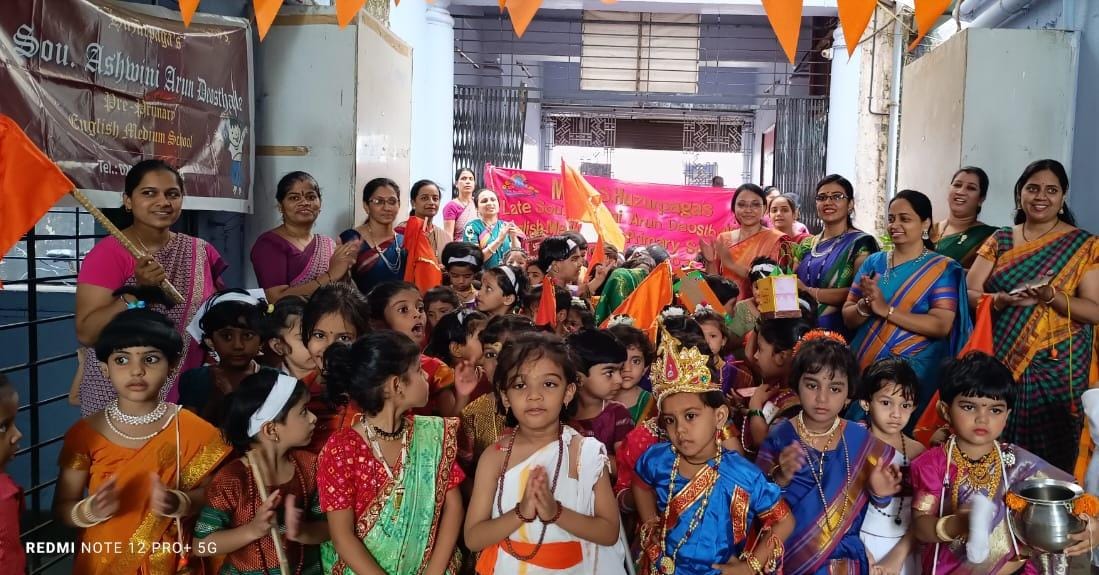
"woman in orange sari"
702,183,792,300
54,288,230,575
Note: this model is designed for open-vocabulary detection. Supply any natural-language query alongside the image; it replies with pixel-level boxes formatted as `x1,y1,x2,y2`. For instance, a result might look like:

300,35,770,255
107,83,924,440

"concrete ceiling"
452,0,839,17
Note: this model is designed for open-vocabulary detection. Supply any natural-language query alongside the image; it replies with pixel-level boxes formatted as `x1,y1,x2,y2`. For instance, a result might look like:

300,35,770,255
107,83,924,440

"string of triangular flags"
177,0,952,62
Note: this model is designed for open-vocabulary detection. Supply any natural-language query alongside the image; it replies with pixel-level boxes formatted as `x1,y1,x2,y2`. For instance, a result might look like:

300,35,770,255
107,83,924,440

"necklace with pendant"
362,418,410,516
657,447,723,575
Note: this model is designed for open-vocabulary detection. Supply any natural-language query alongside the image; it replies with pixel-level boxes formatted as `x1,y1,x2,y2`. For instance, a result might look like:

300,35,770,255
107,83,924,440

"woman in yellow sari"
701,183,792,301
967,159,1099,472
54,287,230,575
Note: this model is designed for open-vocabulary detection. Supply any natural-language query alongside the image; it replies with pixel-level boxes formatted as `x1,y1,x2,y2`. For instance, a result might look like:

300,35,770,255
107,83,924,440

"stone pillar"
423,0,455,228
851,7,898,238
826,27,861,185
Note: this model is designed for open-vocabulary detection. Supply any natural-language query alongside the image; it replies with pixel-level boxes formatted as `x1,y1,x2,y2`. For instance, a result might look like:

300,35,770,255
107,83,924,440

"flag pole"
69,189,185,304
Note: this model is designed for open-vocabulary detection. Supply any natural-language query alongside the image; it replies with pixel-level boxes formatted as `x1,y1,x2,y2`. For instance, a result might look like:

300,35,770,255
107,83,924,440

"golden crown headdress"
651,322,719,408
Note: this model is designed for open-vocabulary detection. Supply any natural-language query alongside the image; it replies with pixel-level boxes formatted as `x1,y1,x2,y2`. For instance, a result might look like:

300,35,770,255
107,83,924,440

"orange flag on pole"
534,277,558,328
910,0,953,50
761,0,804,64
599,261,673,340
335,0,367,26
560,160,626,251
253,0,284,41
402,216,443,294
837,0,876,57
0,116,76,263
179,0,201,26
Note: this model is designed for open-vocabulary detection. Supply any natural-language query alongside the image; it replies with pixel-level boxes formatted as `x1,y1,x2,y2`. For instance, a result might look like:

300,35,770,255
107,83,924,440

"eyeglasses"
735,202,764,210
369,198,400,207
816,193,847,203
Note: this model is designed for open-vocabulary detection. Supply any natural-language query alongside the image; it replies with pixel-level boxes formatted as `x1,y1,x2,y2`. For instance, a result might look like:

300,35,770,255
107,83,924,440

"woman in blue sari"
462,188,520,269
340,177,407,294
796,175,879,336
842,190,971,422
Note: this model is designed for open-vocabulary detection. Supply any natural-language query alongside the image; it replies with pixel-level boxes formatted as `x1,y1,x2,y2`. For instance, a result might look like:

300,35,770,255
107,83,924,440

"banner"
485,165,736,265
0,0,254,212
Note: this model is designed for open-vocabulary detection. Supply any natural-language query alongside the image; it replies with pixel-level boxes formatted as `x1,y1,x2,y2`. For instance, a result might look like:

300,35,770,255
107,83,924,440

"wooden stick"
69,189,184,304
244,451,292,574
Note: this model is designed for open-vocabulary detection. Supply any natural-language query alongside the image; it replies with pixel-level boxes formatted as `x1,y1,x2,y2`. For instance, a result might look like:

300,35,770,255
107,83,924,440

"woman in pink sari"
443,167,477,241
75,160,226,416
250,171,356,302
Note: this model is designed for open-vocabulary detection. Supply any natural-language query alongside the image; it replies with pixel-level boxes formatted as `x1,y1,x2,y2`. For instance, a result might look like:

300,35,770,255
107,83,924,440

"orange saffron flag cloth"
599,261,673,340
402,215,443,293
534,276,557,328
0,115,75,264
560,160,626,251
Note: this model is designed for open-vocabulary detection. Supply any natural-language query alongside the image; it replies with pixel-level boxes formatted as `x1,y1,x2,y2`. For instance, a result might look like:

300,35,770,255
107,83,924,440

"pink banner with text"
485,165,735,264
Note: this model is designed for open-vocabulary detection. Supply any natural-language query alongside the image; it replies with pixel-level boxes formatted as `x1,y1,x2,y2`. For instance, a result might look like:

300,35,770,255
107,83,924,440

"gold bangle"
1043,287,1058,305
856,298,872,318
164,489,191,518
739,552,765,574
71,496,107,528
935,514,956,542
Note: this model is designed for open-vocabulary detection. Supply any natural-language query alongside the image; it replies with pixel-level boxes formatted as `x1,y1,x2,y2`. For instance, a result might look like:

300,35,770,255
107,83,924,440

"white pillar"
391,0,454,228
826,27,860,182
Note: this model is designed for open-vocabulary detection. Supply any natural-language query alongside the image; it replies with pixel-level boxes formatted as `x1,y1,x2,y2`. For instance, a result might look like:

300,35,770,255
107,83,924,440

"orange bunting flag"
179,0,201,27
676,270,725,316
253,0,284,41
600,261,673,340
837,0,876,57
335,0,367,27
402,216,443,294
911,0,953,50
534,277,558,328
761,0,804,64
505,0,543,38
560,160,626,251
0,115,76,265
589,237,606,270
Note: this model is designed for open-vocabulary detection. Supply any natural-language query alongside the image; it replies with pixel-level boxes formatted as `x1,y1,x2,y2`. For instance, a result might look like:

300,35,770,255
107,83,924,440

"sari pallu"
59,410,231,575
931,222,997,269
796,231,879,334
848,252,971,420
716,229,792,302
756,420,894,575
343,229,406,294
978,228,1099,472
635,443,789,575
322,416,461,575
594,267,646,325
463,219,515,269
910,442,1072,575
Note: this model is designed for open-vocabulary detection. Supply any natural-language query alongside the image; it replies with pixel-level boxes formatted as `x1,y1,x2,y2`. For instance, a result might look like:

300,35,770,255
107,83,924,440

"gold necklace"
658,448,722,575
796,412,840,438
949,442,1002,512
795,418,851,535
1021,221,1060,243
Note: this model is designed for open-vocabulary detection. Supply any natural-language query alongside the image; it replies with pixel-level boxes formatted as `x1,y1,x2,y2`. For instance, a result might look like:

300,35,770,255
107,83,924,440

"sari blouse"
342,228,406,294
444,200,475,241
796,231,879,334
931,222,998,269
574,401,634,455
250,230,336,289
463,219,517,269
715,228,792,302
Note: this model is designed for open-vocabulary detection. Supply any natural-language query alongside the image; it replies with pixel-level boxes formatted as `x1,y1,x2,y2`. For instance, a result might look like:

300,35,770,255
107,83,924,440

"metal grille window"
580,11,700,94
453,85,528,184
773,97,829,234
2,207,102,574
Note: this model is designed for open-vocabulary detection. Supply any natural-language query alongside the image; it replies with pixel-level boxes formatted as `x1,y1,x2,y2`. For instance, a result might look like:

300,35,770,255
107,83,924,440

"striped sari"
848,252,971,421
796,231,879,335
977,228,1099,472
756,420,894,575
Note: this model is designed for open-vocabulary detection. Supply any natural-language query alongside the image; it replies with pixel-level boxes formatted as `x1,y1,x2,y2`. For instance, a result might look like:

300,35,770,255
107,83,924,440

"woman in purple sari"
75,160,226,416
250,171,356,302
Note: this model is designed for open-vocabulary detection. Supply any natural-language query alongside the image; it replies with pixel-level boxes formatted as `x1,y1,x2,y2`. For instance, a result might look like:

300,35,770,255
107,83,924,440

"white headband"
248,373,299,437
566,239,579,252
498,265,517,288
447,255,479,267
186,289,266,343
750,263,778,277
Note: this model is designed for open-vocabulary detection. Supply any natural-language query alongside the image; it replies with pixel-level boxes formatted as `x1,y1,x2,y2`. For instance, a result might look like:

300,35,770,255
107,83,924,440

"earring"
922,229,930,240
273,433,280,443
1059,206,1065,215
123,206,132,213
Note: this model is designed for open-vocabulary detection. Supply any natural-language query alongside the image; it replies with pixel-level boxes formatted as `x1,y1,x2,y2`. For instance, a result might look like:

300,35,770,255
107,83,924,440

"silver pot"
1007,478,1086,553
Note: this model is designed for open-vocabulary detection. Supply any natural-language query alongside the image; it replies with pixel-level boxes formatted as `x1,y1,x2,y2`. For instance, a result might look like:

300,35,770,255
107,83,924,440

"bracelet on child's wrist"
545,500,564,524
514,505,536,523
747,409,766,419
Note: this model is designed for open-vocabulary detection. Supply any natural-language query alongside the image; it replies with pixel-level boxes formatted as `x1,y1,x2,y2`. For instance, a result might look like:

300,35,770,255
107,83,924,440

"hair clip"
659,306,686,320
126,300,146,310
571,296,587,308
607,315,635,328
693,303,713,314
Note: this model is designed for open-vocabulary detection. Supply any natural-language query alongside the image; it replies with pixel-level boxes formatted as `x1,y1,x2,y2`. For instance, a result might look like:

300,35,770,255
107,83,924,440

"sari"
195,450,323,574
318,416,464,575
977,228,1099,472
594,267,647,325
910,441,1072,574
756,420,894,575
59,409,231,575
459,393,507,465
636,443,790,575
625,389,655,424
250,230,336,289
931,222,998,269
463,219,515,269
302,370,362,455
78,233,225,416
476,426,629,575
444,199,477,242
342,228,406,294
715,228,791,302
848,252,971,420
796,231,880,334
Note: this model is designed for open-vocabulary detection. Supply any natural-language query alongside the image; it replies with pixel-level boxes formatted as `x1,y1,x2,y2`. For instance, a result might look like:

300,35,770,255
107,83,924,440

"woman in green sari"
929,166,999,268
318,332,464,575
594,250,656,324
